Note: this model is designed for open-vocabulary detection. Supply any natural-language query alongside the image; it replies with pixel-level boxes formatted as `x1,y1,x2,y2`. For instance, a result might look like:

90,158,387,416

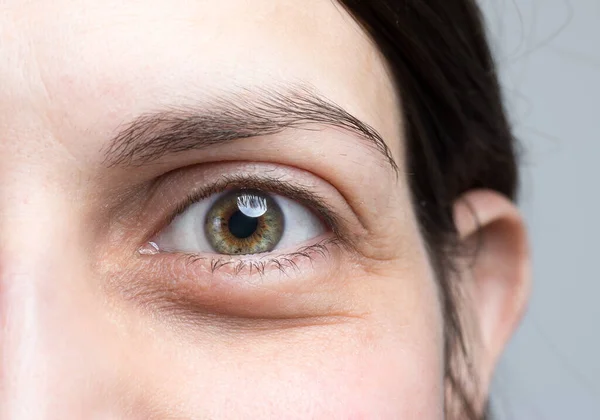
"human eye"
126,162,361,289
148,188,327,257
111,163,365,323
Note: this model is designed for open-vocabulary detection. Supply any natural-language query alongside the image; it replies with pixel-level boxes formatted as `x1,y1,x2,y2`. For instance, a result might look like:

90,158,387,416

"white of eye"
152,191,326,254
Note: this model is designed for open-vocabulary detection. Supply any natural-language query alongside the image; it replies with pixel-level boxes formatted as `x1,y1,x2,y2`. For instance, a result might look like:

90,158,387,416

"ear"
452,190,531,393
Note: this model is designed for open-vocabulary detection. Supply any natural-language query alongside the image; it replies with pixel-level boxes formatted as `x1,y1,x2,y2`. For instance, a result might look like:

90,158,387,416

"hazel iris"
205,190,284,255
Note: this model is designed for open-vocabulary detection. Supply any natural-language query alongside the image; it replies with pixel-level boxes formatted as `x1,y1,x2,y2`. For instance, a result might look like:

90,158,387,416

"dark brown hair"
336,1,518,419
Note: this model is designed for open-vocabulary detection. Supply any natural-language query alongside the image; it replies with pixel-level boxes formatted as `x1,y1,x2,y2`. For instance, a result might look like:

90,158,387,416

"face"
1,0,459,418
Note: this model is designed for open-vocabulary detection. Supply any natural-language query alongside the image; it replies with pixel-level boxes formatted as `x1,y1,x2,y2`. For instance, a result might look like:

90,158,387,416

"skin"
0,0,530,418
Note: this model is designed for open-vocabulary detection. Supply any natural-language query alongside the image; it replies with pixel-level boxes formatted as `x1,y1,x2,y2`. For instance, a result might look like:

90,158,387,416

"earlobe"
453,190,531,393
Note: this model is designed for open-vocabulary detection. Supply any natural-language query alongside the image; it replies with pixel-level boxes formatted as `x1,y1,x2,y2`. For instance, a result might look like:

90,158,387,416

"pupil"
228,210,259,239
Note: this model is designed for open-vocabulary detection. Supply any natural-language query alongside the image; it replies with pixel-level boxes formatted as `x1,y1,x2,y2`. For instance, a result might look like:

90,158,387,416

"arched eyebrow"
103,85,399,174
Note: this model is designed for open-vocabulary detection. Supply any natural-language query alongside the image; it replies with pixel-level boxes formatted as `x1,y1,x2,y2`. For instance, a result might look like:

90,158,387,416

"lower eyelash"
177,238,340,277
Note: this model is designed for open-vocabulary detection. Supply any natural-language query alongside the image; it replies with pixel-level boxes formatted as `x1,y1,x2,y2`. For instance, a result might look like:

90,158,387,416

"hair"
335,1,518,419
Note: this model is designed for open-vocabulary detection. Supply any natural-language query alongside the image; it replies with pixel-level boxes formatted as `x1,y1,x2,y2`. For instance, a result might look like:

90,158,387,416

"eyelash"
173,237,341,277
143,173,347,276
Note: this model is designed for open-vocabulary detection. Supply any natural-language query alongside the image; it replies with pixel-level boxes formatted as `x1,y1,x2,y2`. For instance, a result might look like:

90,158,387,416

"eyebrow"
103,85,399,174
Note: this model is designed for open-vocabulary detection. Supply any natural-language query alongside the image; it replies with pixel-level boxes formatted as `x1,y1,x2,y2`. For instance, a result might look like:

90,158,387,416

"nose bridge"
0,260,53,418
0,180,98,419
0,22,143,417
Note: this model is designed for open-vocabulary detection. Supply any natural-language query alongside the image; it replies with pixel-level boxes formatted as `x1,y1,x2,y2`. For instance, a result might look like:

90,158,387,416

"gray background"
480,0,600,419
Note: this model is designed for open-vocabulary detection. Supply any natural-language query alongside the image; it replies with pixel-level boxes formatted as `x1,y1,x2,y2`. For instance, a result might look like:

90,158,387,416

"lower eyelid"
118,237,348,321
183,236,338,276
135,236,341,292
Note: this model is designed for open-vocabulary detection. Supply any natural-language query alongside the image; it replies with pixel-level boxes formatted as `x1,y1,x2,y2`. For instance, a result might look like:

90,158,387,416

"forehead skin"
1,0,403,167
0,0,444,418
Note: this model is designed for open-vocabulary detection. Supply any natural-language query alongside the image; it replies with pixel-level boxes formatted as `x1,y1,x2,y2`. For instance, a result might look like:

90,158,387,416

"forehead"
1,0,402,164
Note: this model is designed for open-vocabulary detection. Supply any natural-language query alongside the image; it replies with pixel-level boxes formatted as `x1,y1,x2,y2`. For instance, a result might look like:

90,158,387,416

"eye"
150,189,327,255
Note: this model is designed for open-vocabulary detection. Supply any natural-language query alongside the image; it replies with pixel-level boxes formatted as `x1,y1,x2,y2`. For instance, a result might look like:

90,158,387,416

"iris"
205,190,284,255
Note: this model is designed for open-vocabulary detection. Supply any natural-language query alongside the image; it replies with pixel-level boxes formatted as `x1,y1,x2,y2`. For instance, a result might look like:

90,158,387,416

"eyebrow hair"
103,85,399,174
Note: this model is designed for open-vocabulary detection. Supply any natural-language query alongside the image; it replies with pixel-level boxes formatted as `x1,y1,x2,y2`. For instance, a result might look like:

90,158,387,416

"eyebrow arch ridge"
103,85,399,175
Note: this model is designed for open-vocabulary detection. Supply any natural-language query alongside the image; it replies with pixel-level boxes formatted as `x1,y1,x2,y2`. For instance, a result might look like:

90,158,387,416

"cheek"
121,239,445,419
138,318,445,420
258,335,445,420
